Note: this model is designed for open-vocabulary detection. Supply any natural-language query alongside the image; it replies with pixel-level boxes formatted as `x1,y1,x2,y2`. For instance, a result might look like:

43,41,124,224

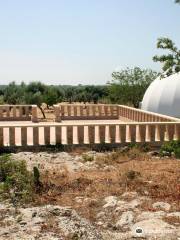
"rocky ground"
0,149,180,239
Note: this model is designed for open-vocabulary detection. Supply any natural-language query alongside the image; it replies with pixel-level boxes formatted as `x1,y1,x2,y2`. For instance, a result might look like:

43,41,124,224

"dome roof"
141,72,180,118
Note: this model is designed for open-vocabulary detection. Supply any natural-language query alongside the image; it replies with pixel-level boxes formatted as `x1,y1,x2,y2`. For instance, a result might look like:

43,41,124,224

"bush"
82,154,94,162
0,154,39,204
160,140,180,158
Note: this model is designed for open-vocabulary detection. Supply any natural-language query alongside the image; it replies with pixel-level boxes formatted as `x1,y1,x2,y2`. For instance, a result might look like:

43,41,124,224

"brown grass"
34,149,180,222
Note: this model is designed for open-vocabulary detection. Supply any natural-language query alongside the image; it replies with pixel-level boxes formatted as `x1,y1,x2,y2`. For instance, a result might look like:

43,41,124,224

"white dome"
141,72,180,118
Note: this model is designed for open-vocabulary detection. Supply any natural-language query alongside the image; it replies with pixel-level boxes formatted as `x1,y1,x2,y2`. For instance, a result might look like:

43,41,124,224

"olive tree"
108,67,158,108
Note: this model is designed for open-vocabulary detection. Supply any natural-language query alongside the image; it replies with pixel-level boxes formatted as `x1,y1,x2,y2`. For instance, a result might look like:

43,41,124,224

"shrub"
160,140,180,158
82,154,94,162
0,154,38,204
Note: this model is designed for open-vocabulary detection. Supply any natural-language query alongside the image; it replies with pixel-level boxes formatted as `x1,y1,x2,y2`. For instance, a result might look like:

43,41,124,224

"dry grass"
34,149,180,222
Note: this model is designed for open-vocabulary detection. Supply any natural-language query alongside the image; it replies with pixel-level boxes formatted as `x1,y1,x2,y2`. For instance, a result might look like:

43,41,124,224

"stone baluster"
3,127,9,146
115,125,121,143
173,124,178,140
84,126,90,144
105,125,110,143
126,125,131,142
49,127,56,145
155,125,160,142
145,125,151,142
31,105,38,122
27,127,33,146
54,105,61,122
164,125,170,141
15,127,21,146
73,126,79,144
135,124,141,142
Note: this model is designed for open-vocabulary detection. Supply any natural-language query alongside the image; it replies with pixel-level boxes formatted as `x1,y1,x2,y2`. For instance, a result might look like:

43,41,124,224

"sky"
0,0,179,85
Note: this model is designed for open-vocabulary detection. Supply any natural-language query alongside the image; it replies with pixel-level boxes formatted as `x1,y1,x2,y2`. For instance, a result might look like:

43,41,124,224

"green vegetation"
108,67,158,108
160,140,180,158
0,154,41,205
153,38,180,77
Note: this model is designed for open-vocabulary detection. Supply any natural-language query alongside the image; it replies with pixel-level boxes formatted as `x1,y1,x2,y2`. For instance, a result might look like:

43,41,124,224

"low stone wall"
54,104,180,123
0,105,38,122
0,122,179,147
54,104,119,122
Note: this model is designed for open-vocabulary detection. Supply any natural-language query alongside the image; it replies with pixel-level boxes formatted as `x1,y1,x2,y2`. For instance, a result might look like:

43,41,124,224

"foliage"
160,140,180,158
0,155,41,204
153,37,180,77
0,82,109,109
108,67,158,107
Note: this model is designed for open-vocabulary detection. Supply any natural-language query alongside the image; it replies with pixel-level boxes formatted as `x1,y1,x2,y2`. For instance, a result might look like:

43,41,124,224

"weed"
0,154,40,205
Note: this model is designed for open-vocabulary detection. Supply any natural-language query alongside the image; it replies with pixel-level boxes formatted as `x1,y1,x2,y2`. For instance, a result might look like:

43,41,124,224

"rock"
0,205,102,240
103,196,118,208
167,212,180,218
131,219,177,239
116,211,134,229
115,199,141,212
153,202,171,211
96,211,105,219
136,211,166,221
147,151,159,156
121,192,138,199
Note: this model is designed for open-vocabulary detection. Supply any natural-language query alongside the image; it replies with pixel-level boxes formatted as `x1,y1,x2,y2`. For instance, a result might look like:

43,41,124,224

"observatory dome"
141,72,180,118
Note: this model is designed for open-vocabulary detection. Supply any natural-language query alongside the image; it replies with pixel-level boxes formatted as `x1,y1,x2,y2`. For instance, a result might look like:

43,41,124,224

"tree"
43,86,59,108
153,38,180,77
175,0,180,3
108,67,158,108
25,82,47,118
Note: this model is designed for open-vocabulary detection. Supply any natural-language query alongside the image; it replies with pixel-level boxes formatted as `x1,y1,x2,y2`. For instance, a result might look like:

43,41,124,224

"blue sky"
0,0,179,85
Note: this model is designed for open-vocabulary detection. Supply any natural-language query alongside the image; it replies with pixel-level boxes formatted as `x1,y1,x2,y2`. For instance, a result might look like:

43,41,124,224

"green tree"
43,86,59,108
153,38,180,77
109,67,158,108
25,82,46,118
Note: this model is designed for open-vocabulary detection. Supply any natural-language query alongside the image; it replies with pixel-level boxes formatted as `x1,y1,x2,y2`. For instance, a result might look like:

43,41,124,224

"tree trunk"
39,106,46,119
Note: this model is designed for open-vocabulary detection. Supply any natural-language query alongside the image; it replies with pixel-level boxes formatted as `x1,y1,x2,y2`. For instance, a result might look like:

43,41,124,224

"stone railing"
0,121,179,147
54,104,119,122
0,105,38,122
54,103,180,123
118,105,180,122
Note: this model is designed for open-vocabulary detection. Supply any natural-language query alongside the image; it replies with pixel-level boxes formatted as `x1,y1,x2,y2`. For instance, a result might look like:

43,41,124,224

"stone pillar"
105,125,111,143
135,124,141,142
31,105,38,122
54,105,61,122
115,125,121,143
173,124,178,140
84,126,90,144
155,124,160,142
164,125,170,141
126,125,131,143
95,126,100,143
73,126,79,144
